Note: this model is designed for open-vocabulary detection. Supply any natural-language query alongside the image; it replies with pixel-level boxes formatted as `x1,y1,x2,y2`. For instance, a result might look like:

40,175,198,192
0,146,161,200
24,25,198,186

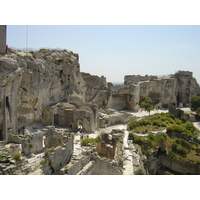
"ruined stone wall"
124,75,157,85
168,104,184,119
45,127,63,148
0,25,6,54
81,72,109,108
22,132,44,155
91,155,122,175
99,111,136,128
160,155,200,175
174,71,200,106
61,154,92,175
107,84,140,111
44,136,73,174
139,78,178,108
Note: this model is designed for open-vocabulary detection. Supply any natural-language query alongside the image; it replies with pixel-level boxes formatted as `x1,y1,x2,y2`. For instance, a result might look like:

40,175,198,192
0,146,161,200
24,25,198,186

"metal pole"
26,25,28,54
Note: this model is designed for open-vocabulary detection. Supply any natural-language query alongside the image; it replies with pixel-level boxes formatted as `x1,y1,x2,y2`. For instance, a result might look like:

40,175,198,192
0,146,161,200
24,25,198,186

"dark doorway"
54,114,59,126
0,130,3,141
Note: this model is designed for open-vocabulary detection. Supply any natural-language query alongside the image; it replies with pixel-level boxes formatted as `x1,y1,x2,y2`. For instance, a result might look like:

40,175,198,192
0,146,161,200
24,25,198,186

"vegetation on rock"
141,97,154,115
128,113,200,163
190,96,200,112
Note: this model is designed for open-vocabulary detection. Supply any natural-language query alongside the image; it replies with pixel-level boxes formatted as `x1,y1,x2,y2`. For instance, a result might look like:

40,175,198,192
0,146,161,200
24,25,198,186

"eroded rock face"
1,49,200,143
106,71,200,111
81,72,109,109
0,50,86,141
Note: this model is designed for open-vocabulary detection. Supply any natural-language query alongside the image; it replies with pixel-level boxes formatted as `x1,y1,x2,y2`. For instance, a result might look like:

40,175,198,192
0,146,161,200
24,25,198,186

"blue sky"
7,25,200,84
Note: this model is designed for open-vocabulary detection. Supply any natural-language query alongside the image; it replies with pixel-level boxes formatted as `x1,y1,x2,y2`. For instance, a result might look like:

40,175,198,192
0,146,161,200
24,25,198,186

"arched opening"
76,118,83,129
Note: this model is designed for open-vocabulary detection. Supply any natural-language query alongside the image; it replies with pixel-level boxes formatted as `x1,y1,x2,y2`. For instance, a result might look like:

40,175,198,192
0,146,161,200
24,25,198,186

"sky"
6,25,200,84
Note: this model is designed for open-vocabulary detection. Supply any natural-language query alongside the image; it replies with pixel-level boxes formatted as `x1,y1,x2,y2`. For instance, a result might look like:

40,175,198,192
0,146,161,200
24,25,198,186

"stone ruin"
1,46,200,175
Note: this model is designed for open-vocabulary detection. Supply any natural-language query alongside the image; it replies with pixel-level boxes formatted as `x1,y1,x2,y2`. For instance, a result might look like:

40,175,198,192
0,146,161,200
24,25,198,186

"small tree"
196,107,200,116
190,96,200,111
141,97,154,115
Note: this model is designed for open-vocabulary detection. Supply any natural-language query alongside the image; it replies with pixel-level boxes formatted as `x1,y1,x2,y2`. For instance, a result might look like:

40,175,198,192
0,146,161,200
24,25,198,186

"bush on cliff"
80,138,96,146
171,138,193,157
127,120,138,130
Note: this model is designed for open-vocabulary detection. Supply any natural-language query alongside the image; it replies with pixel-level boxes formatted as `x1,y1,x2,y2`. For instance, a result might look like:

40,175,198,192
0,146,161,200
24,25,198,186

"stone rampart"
124,75,157,85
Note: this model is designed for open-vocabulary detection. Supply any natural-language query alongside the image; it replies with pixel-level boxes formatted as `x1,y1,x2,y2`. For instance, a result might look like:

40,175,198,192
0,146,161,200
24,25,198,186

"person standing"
6,45,8,54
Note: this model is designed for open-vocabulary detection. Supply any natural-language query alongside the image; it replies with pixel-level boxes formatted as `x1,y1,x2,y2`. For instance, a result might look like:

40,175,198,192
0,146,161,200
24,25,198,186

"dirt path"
123,129,134,175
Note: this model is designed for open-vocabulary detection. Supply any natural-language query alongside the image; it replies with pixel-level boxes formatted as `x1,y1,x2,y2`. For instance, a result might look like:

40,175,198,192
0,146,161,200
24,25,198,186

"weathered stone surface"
0,49,86,142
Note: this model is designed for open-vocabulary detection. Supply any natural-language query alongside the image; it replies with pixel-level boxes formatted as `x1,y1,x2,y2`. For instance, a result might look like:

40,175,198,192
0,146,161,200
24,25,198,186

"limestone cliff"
0,49,86,141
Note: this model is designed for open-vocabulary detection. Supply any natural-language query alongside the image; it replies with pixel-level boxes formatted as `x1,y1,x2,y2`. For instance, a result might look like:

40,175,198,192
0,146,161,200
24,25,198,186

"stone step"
0,141,5,151
76,161,94,175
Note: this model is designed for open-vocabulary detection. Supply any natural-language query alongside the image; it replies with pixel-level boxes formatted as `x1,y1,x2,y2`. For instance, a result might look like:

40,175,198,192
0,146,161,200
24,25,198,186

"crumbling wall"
43,136,73,175
61,154,92,175
21,132,44,155
81,72,109,109
124,75,157,85
91,155,122,175
99,110,136,128
107,84,140,111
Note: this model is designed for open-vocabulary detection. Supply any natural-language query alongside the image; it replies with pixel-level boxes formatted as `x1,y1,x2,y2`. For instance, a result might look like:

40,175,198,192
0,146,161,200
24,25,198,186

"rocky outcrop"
145,152,200,175
81,72,109,109
0,50,86,142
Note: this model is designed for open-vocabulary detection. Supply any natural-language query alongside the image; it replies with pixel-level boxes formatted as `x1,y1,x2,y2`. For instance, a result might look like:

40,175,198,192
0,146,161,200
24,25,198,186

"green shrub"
128,133,134,140
148,133,154,140
134,169,144,175
127,120,138,130
133,135,144,144
167,150,175,158
190,96,200,111
172,138,193,150
28,143,34,148
167,124,185,134
0,156,9,162
95,133,103,143
53,58,64,64
152,119,166,127
135,128,140,133
154,133,167,146
171,139,190,157
40,160,47,166
138,119,151,126
195,148,200,155
39,48,47,53
174,118,182,125
44,147,55,155
81,138,95,146
29,50,35,54
13,153,21,161
184,121,196,133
